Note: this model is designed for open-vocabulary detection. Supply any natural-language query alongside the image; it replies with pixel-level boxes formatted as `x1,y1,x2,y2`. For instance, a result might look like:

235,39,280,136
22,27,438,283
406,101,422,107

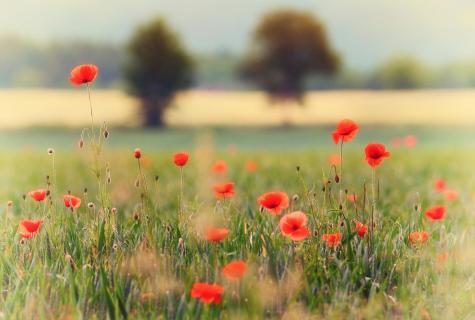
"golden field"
1,89,475,127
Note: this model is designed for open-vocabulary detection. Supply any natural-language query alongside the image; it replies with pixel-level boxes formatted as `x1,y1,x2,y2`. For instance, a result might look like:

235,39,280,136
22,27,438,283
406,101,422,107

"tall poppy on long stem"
332,119,359,199
174,152,189,217
134,148,148,195
365,143,390,239
70,64,98,139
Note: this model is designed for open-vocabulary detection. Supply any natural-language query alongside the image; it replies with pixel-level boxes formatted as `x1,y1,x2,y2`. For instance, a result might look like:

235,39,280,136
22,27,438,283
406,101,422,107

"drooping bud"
134,148,142,159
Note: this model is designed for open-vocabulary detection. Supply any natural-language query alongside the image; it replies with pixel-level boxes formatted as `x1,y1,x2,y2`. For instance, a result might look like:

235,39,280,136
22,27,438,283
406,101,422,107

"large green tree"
124,18,193,127
240,10,340,102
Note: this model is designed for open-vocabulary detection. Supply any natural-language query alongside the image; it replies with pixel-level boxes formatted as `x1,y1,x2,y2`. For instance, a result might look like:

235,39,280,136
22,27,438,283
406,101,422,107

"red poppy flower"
64,195,81,209
434,179,446,193
69,64,98,86
134,148,142,159
222,260,247,281
347,194,358,203
354,221,368,238
213,182,235,199
29,189,48,202
444,189,459,201
279,211,310,241
190,283,224,304
245,160,257,172
204,227,229,242
322,232,342,248
404,135,417,148
328,154,341,166
365,143,390,167
212,160,228,174
332,119,359,144
408,231,429,245
19,219,43,238
257,191,289,215
173,152,189,167
425,205,446,221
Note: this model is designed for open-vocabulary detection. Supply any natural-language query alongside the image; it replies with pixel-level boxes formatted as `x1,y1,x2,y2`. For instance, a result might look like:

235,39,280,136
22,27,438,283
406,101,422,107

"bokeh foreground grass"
0,141,473,319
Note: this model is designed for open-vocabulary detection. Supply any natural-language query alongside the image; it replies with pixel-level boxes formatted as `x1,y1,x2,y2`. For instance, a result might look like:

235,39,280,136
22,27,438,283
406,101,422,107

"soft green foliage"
370,56,432,89
0,142,472,319
240,9,339,101
124,18,193,126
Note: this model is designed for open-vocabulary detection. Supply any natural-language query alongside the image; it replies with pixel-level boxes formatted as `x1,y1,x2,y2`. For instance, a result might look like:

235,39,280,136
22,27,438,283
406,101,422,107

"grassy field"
0,88,474,318
3,89,475,127
0,123,473,319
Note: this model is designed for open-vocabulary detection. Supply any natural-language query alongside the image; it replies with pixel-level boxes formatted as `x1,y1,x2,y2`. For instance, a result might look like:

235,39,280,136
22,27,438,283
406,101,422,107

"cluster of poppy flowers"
20,64,451,305
18,190,81,239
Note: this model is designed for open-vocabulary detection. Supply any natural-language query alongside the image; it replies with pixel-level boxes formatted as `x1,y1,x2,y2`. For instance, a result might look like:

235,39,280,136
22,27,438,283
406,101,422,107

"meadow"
0,74,474,319
0,123,474,319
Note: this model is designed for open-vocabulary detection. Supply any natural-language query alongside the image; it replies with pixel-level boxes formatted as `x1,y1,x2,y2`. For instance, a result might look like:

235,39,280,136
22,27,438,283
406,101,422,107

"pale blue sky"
2,0,475,69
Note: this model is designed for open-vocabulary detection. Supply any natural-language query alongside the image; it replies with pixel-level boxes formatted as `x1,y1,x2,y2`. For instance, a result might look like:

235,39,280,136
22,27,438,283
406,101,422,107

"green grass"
0,125,475,151
0,130,473,319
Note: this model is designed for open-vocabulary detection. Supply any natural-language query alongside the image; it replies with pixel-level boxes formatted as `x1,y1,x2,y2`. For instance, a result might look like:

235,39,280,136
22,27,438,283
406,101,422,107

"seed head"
47,148,55,156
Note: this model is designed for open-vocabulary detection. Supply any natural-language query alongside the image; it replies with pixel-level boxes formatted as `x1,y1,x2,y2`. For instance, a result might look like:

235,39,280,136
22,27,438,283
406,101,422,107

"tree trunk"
141,96,169,127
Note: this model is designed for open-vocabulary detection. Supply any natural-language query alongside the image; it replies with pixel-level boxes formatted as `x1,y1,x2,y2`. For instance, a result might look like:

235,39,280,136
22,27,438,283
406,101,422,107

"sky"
3,0,475,69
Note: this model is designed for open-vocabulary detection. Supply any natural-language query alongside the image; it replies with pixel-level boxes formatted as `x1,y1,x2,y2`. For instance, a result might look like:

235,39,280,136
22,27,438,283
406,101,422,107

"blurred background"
1,0,475,150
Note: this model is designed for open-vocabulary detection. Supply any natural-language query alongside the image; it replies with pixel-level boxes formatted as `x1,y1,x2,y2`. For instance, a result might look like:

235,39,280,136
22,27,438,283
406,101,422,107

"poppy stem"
86,83,95,141
340,140,343,196
179,167,184,218
371,168,376,236
138,159,149,196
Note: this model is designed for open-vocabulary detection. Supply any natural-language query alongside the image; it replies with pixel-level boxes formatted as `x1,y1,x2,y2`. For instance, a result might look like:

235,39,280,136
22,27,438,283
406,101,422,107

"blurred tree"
240,9,339,102
124,18,193,127
370,56,431,89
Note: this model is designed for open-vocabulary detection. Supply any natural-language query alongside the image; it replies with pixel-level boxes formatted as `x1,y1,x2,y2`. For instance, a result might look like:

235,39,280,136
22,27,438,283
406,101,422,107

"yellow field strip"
0,89,473,127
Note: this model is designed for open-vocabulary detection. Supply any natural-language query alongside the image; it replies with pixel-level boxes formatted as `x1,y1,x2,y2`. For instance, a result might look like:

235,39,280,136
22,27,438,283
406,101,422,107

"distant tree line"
2,37,475,91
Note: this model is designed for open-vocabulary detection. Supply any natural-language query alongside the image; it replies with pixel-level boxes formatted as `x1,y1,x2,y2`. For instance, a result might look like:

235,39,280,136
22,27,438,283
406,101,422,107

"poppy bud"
134,148,142,159
83,188,88,194
339,204,343,210
178,237,185,252
322,186,325,192
296,166,300,172
155,175,159,182
344,189,348,194
47,148,55,156
22,194,26,201
334,175,340,183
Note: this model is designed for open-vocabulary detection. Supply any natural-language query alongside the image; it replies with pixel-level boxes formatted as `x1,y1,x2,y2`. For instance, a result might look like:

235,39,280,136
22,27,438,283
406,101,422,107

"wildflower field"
1,65,474,319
